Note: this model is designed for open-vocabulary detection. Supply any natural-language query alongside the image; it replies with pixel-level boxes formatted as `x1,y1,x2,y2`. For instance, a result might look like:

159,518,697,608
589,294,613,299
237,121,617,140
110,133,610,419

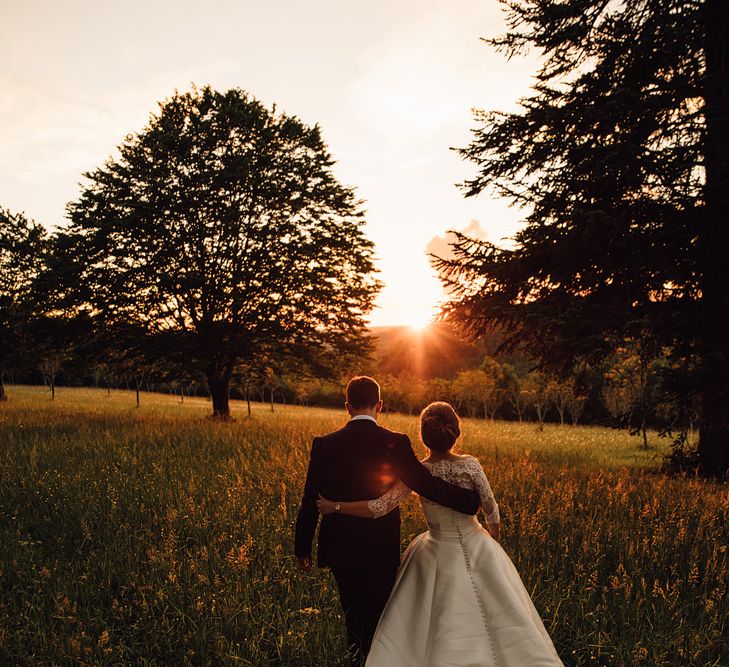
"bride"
317,401,564,667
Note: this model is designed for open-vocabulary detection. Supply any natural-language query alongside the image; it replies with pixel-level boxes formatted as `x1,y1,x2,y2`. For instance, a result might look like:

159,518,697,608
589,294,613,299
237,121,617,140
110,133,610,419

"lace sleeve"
467,457,500,525
367,481,412,519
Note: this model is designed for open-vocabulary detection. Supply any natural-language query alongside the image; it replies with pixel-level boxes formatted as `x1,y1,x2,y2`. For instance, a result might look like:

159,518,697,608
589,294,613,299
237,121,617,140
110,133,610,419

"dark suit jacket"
294,418,480,568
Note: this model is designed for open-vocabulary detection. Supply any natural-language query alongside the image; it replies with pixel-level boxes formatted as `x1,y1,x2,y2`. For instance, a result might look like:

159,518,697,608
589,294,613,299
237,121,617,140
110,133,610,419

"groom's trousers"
331,562,398,665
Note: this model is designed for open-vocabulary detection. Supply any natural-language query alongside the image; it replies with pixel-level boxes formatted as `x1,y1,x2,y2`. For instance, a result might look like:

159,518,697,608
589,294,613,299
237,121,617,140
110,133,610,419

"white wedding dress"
364,456,563,667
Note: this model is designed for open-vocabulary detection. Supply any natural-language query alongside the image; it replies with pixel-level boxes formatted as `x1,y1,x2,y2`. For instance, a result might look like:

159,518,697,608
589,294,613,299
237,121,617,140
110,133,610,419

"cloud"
424,219,487,298
425,218,487,263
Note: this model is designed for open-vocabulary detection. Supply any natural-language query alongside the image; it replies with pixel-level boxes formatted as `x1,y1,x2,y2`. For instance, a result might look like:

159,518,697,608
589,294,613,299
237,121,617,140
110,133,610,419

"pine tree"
437,0,729,474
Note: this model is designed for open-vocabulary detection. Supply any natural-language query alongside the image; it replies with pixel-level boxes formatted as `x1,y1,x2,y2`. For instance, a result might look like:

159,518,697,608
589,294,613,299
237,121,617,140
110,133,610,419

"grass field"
0,385,727,666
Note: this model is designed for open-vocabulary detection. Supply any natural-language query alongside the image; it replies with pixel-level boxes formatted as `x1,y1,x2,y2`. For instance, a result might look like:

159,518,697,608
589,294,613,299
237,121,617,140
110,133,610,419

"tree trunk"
246,394,251,417
270,387,275,413
136,384,141,408
698,0,729,476
536,405,545,431
641,420,649,450
50,378,55,401
514,401,524,422
0,369,6,402
207,373,232,419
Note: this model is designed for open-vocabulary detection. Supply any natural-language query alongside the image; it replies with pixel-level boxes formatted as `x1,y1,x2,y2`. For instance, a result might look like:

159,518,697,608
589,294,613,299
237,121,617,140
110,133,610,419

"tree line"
0,297,679,451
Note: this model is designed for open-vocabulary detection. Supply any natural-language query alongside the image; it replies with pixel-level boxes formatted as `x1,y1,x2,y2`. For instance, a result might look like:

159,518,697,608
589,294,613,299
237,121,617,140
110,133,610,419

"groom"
294,376,480,664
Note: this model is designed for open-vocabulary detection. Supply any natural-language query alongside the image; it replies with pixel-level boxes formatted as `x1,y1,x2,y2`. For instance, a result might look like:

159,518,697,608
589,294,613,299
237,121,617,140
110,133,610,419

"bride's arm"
316,481,412,519
487,519,501,542
467,457,501,541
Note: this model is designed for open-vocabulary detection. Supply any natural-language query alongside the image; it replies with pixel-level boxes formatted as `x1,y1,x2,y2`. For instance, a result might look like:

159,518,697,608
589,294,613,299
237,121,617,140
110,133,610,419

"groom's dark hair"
346,376,381,409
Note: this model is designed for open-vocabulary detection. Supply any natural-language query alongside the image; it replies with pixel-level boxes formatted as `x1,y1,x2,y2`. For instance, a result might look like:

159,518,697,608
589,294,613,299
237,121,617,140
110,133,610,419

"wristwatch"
334,503,341,512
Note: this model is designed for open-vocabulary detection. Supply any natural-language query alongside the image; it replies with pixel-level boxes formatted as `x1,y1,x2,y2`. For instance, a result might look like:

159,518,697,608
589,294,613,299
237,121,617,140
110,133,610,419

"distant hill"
370,322,488,380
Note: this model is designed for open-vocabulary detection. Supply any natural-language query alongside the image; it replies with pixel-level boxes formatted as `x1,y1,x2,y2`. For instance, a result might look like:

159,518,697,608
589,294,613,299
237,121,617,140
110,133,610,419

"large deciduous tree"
64,85,380,418
0,208,48,401
437,0,729,475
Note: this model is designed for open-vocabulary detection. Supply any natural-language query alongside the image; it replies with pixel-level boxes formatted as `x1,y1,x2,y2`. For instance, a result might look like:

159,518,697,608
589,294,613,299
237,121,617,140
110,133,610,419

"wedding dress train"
365,457,564,667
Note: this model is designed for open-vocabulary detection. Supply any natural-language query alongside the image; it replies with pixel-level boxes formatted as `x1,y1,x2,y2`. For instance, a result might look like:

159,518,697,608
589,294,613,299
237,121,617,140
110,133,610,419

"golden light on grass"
0,386,726,665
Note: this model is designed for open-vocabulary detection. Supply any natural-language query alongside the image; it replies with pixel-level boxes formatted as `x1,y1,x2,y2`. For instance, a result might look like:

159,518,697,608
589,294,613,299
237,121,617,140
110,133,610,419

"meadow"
0,385,727,666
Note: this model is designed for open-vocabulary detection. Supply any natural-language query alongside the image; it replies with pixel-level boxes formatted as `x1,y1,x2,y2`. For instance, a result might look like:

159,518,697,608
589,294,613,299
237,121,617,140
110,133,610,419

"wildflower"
226,536,254,571
299,607,321,615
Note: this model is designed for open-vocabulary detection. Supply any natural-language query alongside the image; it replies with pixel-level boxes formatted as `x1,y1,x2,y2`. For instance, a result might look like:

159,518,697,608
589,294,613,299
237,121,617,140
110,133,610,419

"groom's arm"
389,435,480,515
294,437,321,569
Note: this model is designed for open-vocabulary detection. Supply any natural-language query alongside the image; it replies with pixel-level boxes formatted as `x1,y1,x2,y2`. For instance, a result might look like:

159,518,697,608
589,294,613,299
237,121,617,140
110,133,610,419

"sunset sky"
1,0,539,327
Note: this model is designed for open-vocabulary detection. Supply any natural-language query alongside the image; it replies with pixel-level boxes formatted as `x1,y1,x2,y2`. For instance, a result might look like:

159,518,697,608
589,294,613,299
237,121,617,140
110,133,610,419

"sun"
407,312,434,332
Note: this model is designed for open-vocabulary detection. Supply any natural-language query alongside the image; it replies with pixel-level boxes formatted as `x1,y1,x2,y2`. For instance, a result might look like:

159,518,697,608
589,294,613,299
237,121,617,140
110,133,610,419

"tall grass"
0,386,727,665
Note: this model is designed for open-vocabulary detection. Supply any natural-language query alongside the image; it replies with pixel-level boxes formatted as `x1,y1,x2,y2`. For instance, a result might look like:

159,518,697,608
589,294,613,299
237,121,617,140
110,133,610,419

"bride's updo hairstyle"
420,401,461,452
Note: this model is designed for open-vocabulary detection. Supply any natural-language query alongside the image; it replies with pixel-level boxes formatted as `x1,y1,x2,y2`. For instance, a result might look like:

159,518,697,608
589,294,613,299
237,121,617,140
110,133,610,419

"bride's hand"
317,494,337,515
